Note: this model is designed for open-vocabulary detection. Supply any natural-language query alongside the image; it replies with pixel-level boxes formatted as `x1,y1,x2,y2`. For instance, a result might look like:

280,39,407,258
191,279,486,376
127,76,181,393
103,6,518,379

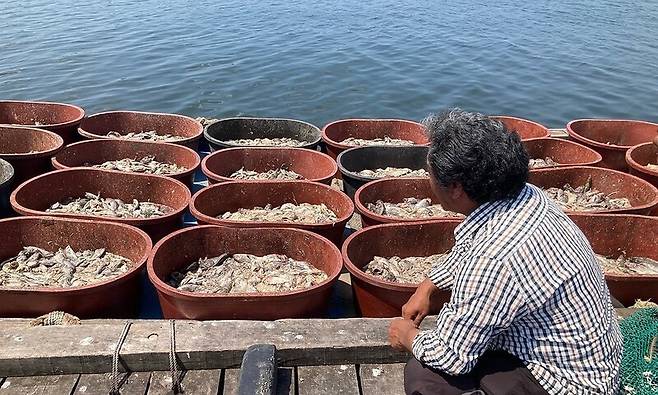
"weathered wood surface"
149,369,221,395
297,365,359,395
0,317,437,376
0,374,78,394
360,363,406,395
71,372,150,395
222,369,241,395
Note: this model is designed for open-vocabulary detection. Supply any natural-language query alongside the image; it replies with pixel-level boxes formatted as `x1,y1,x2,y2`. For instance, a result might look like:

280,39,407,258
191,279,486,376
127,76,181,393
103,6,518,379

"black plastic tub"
204,117,322,151
337,146,430,199
0,159,14,217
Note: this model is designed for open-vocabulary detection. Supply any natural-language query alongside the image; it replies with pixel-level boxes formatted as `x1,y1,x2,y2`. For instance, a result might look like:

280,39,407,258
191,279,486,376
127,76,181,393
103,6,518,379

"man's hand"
402,278,439,327
389,318,420,352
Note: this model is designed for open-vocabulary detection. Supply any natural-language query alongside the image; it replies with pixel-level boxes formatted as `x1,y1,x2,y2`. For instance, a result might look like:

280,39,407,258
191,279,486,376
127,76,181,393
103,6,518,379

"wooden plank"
359,363,406,395
148,370,220,395
72,372,150,394
297,365,359,395
0,308,633,376
222,369,240,395
0,374,79,395
548,128,569,138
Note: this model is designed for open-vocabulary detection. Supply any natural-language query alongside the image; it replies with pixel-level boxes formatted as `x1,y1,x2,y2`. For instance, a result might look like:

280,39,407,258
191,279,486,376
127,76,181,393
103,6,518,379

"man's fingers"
413,312,426,328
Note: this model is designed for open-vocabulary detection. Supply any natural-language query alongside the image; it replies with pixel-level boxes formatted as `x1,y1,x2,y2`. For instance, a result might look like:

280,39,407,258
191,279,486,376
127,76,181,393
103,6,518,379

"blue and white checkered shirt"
412,184,622,394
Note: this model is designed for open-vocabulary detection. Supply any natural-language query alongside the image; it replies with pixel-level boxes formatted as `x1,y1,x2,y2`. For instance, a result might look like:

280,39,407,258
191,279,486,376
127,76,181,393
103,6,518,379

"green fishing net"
620,308,658,394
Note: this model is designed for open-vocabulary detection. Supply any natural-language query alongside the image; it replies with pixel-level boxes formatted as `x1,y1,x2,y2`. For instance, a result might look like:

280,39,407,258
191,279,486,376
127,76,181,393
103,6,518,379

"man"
388,109,622,394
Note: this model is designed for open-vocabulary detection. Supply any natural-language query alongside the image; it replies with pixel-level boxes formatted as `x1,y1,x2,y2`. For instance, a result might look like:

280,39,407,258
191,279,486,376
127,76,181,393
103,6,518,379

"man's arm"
412,255,526,375
427,246,465,290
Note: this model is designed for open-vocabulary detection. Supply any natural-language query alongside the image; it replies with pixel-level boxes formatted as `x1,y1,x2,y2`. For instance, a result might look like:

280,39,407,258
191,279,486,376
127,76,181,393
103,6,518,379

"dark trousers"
404,350,549,395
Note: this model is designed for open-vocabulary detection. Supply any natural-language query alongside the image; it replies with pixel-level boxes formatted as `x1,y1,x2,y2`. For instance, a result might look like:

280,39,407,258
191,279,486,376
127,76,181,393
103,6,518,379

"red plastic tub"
626,142,658,188
148,225,343,320
78,111,203,149
322,119,428,159
52,139,200,188
10,168,191,240
343,221,456,317
0,216,152,318
523,137,602,168
569,214,658,306
0,100,85,145
202,147,337,185
491,116,550,140
0,125,64,185
190,180,354,245
355,178,463,228
528,166,658,215
566,119,658,171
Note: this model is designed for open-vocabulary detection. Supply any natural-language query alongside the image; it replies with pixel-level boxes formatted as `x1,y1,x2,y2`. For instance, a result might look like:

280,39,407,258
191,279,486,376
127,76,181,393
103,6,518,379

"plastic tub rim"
203,116,322,148
321,118,429,151
0,215,152,294
0,100,85,129
201,146,338,184
189,180,355,227
490,115,551,139
625,142,658,179
567,213,658,282
354,177,464,225
522,136,603,167
337,146,431,183
0,125,65,159
566,118,658,150
78,110,203,145
147,224,343,300
10,168,192,226
529,165,658,214
51,139,201,179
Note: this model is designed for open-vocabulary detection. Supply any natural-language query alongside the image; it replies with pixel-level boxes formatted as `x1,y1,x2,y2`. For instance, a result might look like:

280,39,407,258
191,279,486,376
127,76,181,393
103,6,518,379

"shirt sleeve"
427,247,464,290
412,255,526,375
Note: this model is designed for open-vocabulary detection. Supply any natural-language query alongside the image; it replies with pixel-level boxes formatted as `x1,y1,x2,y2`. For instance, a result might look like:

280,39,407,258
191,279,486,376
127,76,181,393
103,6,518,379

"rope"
110,321,132,395
169,319,181,393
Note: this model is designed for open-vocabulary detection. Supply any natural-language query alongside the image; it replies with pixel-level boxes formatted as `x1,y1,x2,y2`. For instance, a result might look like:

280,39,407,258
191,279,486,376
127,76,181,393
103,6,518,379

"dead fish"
168,253,327,294
595,253,658,276
364,254,449,284
340,136,415,147
46,192,173,219
543,176,631,212
529,157,560,169
107,130,185,142
195,117,219,127
223,137,305,147
220,202,338,224
356,167,429,179
0,246,132,289
366,197,463,219
646,163,658,172
92,155,187,175
230,167,304,180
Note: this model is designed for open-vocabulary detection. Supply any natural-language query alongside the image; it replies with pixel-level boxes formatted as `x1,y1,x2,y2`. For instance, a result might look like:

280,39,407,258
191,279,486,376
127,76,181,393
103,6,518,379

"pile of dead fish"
224,137,305,147
367,197,463,219
0,246,132,288
93,156,187,175
47,192,173,219
107,130,185,142
221,202,338,224
356,167,429,179
340,136,415,147
543,177,631,212
595,253,658,276
364,254,449,284
230,167,303,180
168,253,327,293
646,163,658,172
529,157,559,169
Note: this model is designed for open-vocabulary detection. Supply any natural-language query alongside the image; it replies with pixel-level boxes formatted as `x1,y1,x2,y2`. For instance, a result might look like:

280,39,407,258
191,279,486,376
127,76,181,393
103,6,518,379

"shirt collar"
453,184,532,244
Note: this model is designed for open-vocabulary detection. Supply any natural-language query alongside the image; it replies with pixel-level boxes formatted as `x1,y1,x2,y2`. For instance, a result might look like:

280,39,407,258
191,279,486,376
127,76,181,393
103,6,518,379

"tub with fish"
523,137,602,169
491,115,550,140
342,221,457,317
0,100,85,144
570,214,658,306
354,177,463,228
148,225,342,320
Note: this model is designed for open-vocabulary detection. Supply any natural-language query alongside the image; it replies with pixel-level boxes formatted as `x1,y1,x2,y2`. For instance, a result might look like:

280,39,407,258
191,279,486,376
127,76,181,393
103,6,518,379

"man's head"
424,108,529,215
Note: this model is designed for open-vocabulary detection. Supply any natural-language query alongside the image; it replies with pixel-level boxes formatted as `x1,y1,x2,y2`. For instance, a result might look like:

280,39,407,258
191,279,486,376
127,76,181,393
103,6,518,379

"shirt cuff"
411,330,431,361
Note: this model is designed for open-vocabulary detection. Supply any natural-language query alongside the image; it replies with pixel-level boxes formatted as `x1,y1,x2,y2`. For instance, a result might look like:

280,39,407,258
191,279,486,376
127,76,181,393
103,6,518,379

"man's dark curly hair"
425,108,529,204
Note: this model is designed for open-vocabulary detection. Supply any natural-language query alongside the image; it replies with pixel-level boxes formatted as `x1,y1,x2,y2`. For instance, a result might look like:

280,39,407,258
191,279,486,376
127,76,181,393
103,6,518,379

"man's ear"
448,182,465,200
